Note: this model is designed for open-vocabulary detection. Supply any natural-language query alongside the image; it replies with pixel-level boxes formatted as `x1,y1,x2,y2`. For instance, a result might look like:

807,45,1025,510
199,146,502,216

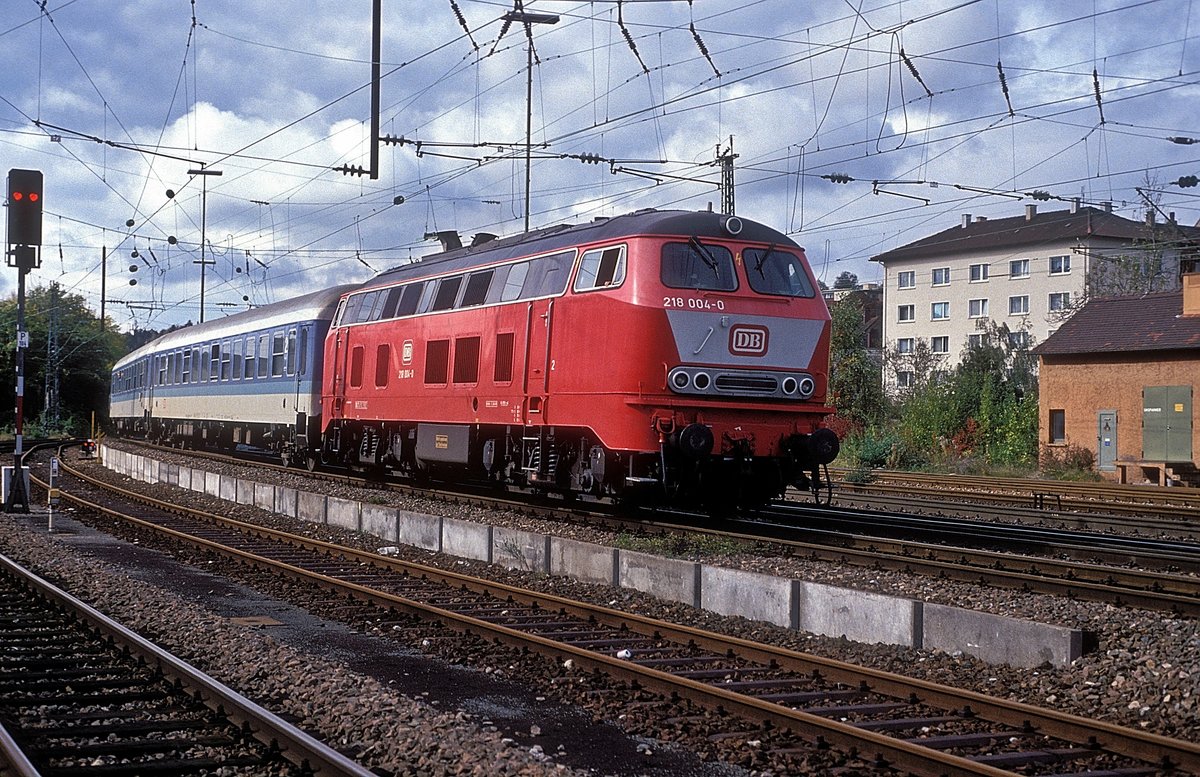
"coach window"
744,247,815,298
380,286,403,320
157,356,166,386
298,329,309,375
661,241,737,291
272,332,286,376
432,276,463,311
574,245,626,292
520,250,575,298
375,343,390,387
356,291,381,323
243,337,255,379
425,339,450,384
499,263,528,301
395,282,425,317
286,329,297,375
221,342,232,380
258,335,270,377
460,270,493,307
349,345,365,389
340,294,363,326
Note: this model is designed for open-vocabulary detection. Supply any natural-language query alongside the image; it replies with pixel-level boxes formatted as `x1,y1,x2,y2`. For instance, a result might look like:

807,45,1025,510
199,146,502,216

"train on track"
110,209,839,508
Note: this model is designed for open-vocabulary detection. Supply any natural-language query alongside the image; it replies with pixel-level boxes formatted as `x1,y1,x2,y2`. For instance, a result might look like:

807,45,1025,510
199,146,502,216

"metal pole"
369,0,381,180
187,167,222,323
524,39,533,233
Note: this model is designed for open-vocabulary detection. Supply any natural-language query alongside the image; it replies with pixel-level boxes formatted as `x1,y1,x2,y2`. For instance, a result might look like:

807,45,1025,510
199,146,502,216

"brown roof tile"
1034,291,1200,355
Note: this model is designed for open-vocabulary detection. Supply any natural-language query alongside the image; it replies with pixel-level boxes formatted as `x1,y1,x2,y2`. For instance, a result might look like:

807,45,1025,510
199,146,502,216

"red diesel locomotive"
319,208,838,508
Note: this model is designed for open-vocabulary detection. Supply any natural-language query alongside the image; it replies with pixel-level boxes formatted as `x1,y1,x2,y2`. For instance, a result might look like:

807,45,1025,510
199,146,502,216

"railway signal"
6,168,43,247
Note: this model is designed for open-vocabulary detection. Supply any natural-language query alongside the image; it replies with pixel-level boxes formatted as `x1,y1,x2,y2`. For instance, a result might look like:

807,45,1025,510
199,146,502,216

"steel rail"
46,455,1200,776
0,552,375,777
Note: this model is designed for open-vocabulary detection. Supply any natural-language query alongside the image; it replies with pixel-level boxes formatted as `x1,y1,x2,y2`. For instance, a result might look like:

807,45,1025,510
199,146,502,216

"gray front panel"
665,310,825,369
415,423,472,464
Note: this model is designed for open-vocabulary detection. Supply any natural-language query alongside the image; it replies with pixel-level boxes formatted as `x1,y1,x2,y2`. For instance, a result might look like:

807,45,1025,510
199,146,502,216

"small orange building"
1035,274,1200,486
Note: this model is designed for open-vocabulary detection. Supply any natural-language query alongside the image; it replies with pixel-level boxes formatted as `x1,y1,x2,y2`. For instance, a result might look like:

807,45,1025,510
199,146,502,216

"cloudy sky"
2,0,1198,331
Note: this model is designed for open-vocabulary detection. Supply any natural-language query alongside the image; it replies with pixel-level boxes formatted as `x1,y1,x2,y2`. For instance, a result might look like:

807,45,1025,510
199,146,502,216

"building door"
1143,386,1193,461
1097,411,1117,471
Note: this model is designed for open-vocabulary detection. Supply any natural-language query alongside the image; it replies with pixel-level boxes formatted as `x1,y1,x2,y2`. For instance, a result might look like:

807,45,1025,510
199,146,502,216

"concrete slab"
494,527,550,573
550,538,616,586
162,463,179,487
701,566,796,629
219,475,237,502
235,478,255,507
797,581,919,647
397,510,441,552
201,471,219,498
923,603,1083,668
361,504,399,543
254,482,275,512
618,550,699,608
327,496,360,532
275,486,298,518
296,490,327,525
441,516,491,562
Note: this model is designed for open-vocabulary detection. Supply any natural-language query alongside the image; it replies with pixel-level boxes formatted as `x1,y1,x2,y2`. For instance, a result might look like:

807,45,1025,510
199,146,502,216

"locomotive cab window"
661,240,737,291
744,247,815,298
340,294,362,326
520,250,575,299
498,262,528,301
574,245,626,292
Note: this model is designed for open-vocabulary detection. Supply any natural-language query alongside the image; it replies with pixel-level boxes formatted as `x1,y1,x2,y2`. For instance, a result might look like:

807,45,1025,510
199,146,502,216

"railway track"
36,448,1200,776
0,551,374,777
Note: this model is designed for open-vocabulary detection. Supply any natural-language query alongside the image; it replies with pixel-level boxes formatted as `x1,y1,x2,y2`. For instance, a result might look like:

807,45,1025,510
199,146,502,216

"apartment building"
870,203,1197,389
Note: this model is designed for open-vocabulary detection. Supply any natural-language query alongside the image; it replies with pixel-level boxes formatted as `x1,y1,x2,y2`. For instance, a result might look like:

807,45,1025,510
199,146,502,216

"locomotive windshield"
743,246,816,298
661,240,737,291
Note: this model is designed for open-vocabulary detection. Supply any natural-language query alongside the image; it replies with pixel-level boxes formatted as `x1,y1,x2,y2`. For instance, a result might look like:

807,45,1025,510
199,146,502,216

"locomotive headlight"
781,376,798,395
798,376,815,398
723,216,743,235
692,371,711,390
670,370,691,390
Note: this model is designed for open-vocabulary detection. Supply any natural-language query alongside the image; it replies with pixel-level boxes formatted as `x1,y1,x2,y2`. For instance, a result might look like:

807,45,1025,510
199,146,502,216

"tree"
0,284,126,435
828,295,885,429
833,270,859,289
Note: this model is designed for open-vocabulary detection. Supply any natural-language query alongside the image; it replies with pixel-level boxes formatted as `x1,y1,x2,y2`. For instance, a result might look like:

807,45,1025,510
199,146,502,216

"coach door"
521,298,554,424
330,325,352,422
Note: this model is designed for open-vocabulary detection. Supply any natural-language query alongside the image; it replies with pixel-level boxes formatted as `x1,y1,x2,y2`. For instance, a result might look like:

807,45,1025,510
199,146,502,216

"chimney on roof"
1146,210,1157,226
1070,198,1080,214
1184,273,1200,317
1169,211,1177,224
1025,204,1037,221
961,214,971,228
976,216,987,222
1103,201,1113,212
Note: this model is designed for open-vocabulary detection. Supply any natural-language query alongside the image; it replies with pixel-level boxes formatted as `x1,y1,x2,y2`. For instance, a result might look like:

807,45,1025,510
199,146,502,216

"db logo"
729,325,769,356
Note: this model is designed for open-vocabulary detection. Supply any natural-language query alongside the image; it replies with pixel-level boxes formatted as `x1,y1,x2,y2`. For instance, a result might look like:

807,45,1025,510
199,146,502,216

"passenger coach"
110,285,355,465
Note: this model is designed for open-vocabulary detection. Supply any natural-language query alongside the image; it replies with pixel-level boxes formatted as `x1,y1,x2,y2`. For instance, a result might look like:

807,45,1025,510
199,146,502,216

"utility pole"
502,7,559,232
186,165,222,323
715,137,738,215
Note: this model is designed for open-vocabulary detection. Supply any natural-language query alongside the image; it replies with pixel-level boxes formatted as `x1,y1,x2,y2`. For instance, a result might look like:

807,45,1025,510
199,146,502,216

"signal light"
6,168,43,247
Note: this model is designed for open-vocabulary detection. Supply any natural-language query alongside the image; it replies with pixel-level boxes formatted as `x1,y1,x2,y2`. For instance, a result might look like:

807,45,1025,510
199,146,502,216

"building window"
968,333,985,349
896,370,914,388
931,301,950,320
931,336,949,354
969,263,990,282
897,271,915,289
932,267,951,286
1049,255,1071,275
898,304,915,322
1009,258,1030,279
1008,330,1030,348
1049,291,1071,311
1049,409,1066,443
897,337,914,354
1009,295,1029,315
968,298,988,318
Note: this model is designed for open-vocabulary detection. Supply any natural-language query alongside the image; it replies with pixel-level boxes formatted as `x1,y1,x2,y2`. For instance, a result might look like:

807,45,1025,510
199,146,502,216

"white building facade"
871,204,1195,390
